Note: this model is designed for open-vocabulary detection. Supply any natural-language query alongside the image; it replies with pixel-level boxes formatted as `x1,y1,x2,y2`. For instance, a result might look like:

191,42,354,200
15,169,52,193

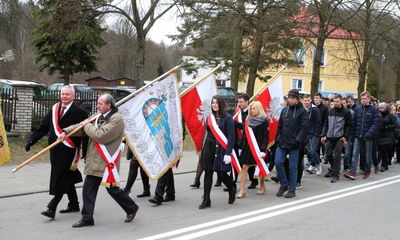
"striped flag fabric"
180,74,218,154
254,74,284,147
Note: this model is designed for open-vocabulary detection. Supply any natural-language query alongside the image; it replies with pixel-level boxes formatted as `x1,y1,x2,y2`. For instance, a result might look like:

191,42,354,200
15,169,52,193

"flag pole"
180,65,221,97
12,60,189,173
233,64,287,118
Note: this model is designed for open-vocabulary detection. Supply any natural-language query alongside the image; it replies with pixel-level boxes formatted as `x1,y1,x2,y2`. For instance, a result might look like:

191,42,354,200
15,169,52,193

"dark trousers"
203,170,232,196
81,175,138,223
378,145,390,168
47,184,79,211
154,168,175,201
326,138,344,177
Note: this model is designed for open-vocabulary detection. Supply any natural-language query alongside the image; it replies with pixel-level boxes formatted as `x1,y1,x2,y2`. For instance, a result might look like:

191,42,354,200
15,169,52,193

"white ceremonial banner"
119,73,183,181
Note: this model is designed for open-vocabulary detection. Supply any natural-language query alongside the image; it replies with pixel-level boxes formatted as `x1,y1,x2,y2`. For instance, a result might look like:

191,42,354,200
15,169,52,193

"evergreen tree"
30,0,106,84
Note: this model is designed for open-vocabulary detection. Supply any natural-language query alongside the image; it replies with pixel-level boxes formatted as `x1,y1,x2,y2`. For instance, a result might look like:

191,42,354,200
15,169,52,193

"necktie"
59,106,66,120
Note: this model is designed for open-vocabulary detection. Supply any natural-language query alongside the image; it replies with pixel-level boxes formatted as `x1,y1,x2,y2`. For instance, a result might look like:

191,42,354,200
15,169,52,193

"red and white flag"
181,74,217,154
254,74,284,147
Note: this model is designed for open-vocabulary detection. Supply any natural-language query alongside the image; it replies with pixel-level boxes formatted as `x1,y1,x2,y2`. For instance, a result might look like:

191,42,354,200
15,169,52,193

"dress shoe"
137,185,151,198
149,198,162,205
59,206,80,213
237,191,246,199
162,195,175,202
190,178,200,188
125,206,139,222
41,209,55,219
247,183,257,189
72,220,94,228
257,187,266,195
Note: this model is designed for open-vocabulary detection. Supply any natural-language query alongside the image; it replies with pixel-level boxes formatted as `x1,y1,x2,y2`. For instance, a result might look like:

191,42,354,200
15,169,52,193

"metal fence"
0,88,17,131
1,88,100,131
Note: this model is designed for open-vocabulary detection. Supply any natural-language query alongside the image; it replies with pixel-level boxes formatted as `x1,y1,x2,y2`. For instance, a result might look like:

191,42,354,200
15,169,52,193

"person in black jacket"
274,89,308,198
321,94,353,183
26,85,88,219
314,92,328,164
237,101,269,198
377,103,397,172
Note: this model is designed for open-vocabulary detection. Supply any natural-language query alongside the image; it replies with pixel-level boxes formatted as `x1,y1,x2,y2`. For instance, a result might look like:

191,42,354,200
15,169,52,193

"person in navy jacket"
199,95,236,209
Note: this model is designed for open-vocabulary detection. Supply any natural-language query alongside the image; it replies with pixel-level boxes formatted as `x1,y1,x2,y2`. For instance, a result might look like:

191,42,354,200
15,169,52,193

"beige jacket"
64,108,124,178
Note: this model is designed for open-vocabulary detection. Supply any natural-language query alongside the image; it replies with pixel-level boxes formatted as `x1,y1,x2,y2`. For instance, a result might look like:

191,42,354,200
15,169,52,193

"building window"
293,48,306,65
313,48,326,67
318,80,323,92
292,79,303,91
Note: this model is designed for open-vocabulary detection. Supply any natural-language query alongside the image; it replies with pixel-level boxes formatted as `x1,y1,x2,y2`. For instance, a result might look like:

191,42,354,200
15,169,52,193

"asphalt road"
1,157,400,240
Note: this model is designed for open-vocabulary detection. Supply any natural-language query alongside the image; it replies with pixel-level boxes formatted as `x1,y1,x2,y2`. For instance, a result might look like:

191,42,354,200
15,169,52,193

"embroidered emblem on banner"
142,94,173,161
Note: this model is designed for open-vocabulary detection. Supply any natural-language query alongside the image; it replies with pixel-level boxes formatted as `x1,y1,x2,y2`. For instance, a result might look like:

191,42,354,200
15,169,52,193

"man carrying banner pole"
59,94,139,227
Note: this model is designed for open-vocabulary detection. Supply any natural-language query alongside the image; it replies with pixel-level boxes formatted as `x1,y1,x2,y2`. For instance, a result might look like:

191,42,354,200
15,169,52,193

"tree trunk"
230,0,245,90
310,32,326,97
246,35,263,96
135,30,146,89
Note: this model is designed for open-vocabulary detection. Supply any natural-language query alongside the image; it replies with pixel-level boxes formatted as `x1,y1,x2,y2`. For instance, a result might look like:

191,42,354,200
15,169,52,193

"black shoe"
199,194,211,209
247,183,258,189
324,169,332,178
214,180,221,187
137,185,151,198
271,176,279,183
324,160,329,164
59,206,80,213
228,188,236,204
162,195,175,202
380,167,386,172
41,209,55,219
190,178,200,188
148,198,162,205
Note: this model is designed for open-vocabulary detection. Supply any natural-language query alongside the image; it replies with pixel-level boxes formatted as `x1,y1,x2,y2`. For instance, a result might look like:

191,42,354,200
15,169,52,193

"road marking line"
138,175,400,240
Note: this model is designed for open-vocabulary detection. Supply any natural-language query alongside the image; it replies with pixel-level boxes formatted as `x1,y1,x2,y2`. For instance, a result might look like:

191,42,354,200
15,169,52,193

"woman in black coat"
377,103,397,172
199,95,235,209
237,101,269,198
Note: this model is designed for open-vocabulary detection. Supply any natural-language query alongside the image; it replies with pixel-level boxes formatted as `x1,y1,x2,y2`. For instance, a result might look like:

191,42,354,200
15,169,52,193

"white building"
180,56,231,87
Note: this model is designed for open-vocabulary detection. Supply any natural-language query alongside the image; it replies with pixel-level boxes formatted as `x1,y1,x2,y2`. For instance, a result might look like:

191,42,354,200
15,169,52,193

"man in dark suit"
26,85,88,219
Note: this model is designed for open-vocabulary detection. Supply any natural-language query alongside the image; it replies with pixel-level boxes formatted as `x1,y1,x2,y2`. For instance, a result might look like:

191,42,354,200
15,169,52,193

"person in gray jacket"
321,94,353,183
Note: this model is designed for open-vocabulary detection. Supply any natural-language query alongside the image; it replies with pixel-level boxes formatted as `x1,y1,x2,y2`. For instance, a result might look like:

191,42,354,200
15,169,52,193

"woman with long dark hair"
199,95,236,209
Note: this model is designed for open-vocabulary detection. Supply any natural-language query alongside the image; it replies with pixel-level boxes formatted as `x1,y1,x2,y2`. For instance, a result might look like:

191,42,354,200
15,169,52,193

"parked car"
320,91,358,100
91,86,135,102
217,86,239,114
0,79,49,131
48,83,95,113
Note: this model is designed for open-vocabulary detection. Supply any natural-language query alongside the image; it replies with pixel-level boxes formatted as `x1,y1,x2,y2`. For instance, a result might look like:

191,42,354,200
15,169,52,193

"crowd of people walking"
27,85,400,228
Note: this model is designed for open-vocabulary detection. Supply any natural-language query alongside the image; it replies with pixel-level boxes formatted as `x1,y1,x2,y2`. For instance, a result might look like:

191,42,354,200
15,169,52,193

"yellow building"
239,6,364,97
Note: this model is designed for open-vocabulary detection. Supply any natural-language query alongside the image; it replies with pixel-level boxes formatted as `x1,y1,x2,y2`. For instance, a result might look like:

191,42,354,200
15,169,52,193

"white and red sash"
94,116,122,188
244,118,270,179
207,114,241,180
234,107,243,140
52,102,80,170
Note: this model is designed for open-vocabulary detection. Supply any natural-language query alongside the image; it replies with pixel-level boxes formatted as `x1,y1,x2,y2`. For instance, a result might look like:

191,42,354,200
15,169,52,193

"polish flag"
180,74,217,153
253,74,284,147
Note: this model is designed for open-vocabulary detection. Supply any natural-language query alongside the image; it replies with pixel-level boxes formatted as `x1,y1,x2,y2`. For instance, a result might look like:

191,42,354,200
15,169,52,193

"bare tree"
102,0,179,88
342,0,400,98
296,1,364,97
